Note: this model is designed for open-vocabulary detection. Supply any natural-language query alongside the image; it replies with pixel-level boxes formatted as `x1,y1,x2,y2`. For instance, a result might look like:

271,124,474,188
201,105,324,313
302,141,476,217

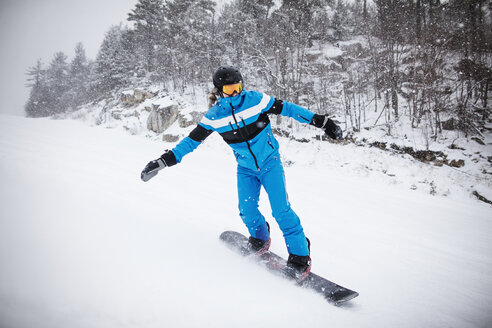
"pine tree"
25,59,50,117
46,51,70,114
128,0,165,73
120,27,145,79
163,0,217,89
91,25,131,97
67,42,91,109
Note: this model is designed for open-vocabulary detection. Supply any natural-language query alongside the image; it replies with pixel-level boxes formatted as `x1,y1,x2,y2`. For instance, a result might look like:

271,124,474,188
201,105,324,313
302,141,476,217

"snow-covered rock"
146,104,179,133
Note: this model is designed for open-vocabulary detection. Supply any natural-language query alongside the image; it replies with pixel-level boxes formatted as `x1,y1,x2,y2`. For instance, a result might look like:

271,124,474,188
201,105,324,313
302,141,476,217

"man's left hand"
311,114,343,140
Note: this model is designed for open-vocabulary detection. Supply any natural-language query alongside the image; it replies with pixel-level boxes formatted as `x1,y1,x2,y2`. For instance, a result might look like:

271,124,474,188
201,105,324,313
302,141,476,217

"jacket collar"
217,91,245,110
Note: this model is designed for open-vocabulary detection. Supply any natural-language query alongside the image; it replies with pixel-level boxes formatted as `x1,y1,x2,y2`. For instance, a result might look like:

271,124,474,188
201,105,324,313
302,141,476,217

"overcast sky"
0,0,138,116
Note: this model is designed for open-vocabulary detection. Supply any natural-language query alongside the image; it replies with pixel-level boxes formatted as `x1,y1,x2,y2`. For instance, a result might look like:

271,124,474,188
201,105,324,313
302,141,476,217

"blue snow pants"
237,155,309,256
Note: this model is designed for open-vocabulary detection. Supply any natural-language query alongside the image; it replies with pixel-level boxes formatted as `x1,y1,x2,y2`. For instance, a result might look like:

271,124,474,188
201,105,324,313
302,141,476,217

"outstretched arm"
265,98,343,139
172,125,213,163
264,99,314,124
141,124,213,182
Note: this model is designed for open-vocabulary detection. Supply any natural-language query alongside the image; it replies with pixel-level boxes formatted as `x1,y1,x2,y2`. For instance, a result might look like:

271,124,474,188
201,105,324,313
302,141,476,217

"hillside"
67,85,492,204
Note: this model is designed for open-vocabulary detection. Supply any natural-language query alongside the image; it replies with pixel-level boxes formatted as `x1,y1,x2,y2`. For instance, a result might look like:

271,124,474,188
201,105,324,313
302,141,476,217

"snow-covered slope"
0,114,491,328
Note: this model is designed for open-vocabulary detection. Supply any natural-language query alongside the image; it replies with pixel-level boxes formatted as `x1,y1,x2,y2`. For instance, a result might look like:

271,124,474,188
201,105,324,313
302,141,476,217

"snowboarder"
141,66,342,280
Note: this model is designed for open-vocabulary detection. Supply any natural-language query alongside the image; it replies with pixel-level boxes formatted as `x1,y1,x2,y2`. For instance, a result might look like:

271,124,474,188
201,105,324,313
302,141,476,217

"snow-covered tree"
128,0,165,73
162,0,217,89
67,42,91,109
44,51,70,114
91,25,132,97
23,0,490,141
25,59,50,117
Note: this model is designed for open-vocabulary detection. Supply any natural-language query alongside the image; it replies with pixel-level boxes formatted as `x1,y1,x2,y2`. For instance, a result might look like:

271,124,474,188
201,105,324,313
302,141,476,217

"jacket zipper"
230,103,260,171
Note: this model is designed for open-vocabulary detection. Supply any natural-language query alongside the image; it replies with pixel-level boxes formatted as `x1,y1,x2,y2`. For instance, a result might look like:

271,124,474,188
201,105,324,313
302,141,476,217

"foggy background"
0,0,138,116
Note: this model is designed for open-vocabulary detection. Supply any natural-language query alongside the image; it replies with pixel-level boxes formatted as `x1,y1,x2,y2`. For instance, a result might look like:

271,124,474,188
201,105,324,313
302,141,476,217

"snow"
0,113,491,328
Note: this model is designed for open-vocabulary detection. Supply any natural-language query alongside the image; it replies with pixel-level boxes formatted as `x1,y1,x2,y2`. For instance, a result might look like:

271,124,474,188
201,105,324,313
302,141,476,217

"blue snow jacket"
170,90,316,171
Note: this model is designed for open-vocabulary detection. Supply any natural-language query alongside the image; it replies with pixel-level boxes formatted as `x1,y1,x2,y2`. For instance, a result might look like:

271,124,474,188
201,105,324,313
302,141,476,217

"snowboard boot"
248,222,271,255
286,238,311,282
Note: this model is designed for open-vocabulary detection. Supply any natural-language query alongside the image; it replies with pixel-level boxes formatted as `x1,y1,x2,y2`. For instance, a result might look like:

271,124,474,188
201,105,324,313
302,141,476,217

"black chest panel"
219,112,271,144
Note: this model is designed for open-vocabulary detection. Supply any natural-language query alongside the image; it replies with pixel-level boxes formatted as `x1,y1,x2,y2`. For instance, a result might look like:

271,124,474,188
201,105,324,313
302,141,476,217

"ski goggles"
222,82,243,96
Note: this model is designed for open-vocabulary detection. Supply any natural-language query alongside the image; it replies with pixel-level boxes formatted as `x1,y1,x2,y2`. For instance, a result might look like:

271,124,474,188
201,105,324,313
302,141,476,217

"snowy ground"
0,114,491,328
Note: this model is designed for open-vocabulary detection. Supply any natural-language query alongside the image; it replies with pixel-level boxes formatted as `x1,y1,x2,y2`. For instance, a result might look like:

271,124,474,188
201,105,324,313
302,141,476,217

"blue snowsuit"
170,90,315,256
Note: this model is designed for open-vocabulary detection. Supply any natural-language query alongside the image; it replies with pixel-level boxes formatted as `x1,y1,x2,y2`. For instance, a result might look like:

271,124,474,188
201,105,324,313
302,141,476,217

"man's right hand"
141,158,166,182
140,150,178,182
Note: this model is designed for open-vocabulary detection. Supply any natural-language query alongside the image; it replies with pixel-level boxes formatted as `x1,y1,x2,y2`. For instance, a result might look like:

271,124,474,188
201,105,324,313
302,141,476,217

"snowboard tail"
219,231,359,305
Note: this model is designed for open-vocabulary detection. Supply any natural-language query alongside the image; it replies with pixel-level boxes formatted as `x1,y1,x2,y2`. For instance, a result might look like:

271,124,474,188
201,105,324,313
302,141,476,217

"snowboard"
219,231,359,306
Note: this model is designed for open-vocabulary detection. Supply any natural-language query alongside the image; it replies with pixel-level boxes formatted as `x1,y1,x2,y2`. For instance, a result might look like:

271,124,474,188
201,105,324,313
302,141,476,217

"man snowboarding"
141,66,342,280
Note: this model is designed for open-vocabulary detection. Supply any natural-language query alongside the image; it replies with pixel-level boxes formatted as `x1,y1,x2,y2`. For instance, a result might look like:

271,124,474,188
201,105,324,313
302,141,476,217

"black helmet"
213,66,243,92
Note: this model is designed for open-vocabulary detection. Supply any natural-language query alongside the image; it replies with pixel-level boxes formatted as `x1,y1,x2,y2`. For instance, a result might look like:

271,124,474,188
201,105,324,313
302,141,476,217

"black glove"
141,151,177,182
310,114,343,140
